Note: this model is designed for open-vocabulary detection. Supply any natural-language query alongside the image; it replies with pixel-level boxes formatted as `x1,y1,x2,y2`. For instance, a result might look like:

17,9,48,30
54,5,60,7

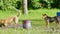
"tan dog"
0,10,20,27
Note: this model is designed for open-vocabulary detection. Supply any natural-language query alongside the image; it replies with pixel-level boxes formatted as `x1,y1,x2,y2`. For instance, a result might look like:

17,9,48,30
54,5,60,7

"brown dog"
42,14,57,28
0,10,20,27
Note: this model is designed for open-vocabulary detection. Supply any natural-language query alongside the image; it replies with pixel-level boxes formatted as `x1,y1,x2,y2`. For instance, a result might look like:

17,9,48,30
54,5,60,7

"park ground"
0,8,60,34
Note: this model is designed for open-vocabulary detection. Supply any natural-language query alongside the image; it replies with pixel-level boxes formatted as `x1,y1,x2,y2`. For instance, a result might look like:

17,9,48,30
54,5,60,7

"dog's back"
42,14,56,23
47,16,56,22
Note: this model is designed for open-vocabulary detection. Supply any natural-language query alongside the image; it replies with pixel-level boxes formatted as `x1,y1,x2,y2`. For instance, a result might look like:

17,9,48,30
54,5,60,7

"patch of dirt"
0,24,22,29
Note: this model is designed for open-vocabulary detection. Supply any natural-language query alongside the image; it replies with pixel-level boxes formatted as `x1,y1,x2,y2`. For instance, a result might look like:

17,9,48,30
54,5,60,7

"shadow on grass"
19,19,43,21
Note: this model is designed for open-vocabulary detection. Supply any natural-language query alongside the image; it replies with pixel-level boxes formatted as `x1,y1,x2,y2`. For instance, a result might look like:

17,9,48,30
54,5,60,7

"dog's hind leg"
4,23,8,27
14,17,18,24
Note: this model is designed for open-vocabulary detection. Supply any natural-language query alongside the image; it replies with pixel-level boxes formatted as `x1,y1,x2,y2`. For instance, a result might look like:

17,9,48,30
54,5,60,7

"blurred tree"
28,0,40,9
51,0,60,8
0,0,60,10
22,0,28,15
39,0,48,8
15,1,21,9
0,0,3,10
0,0,22,10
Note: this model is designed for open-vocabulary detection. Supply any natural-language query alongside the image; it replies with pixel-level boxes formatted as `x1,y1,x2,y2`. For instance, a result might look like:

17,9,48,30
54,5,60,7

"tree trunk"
22,0,28,15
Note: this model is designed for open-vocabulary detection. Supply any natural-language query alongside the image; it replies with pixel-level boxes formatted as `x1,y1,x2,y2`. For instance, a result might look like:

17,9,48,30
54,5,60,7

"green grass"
0,8,60,34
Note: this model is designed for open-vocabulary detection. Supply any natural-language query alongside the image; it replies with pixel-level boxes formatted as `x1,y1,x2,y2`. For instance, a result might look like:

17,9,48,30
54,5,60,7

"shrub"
28,0,40,9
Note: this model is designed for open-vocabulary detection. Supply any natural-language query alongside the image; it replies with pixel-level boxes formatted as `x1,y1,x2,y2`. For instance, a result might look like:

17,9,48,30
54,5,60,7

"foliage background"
0,0,60,10
0,0,60,34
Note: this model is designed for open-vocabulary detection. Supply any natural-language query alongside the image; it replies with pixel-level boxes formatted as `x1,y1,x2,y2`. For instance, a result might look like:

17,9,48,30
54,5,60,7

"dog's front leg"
46,20,50,28
4,23,8,27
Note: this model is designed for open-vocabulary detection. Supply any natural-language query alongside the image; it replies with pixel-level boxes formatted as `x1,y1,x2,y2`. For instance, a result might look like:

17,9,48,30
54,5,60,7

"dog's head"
42,14,47,19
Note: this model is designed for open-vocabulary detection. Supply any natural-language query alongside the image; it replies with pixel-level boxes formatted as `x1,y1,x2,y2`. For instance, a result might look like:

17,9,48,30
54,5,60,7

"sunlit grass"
0,8,60,34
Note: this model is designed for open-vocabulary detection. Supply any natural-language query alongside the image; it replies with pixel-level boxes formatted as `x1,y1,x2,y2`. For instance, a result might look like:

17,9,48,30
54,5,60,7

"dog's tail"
12,6,21,17
17,10,21,17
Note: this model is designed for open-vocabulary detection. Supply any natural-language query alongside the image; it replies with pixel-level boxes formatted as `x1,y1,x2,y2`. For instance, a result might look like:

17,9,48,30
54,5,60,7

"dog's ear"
42,14,46,16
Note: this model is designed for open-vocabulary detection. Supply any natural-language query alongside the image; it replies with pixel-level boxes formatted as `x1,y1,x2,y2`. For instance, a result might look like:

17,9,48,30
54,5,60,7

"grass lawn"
0,8,60,34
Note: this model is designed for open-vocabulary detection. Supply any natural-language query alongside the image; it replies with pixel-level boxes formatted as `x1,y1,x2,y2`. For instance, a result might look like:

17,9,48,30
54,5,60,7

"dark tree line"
28,0,60,9
0,0,60,10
